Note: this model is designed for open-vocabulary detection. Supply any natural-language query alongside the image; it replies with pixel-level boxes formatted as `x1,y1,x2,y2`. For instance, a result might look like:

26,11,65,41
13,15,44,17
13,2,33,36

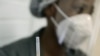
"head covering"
30,0,56,17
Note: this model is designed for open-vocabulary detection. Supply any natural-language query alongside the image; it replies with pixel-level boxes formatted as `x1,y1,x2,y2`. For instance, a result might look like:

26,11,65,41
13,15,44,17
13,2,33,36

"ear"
43,5,56,17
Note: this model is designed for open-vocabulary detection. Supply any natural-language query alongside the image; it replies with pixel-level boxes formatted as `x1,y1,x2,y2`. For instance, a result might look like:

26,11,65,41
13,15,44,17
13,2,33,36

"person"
0,0,94,56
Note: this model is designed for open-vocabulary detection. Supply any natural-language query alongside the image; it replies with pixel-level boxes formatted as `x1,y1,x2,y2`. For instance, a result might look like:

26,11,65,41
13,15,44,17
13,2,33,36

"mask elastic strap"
53,3,69,18
50,4,70,45
51,16,68,45
51,3,69,27
51,17,58,27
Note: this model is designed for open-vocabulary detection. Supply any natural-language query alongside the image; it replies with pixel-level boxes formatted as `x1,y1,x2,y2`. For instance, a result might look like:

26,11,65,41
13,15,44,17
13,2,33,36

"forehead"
58,0,94,7
59,0,94,3
60,0,94,2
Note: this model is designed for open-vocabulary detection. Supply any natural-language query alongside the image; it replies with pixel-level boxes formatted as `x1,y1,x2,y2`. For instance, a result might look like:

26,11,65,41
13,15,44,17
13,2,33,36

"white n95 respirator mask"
51,4,92,49
56,14,92,48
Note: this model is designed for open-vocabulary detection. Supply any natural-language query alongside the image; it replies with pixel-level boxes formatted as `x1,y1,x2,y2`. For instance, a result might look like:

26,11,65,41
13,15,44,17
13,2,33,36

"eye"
77,6,84,14
72,5,84,14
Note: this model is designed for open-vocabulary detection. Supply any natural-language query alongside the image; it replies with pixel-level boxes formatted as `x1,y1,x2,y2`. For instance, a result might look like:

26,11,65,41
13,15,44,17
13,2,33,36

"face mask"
51,4,93,49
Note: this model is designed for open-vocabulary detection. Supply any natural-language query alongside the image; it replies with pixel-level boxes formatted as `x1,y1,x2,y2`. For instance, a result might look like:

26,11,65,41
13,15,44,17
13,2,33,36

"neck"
41,17,64,56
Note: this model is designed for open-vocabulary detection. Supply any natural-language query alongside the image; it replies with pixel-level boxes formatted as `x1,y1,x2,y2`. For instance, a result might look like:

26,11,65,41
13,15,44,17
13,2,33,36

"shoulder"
2,36,33,49
0,28,43,56
0,35,36,56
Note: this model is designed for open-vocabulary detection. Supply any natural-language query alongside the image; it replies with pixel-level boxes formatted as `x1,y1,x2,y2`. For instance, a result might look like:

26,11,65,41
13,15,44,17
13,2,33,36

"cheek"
57,5,79,16
82,6,93,14
44,8,54,17
64,9,78,16
61,6,93,16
